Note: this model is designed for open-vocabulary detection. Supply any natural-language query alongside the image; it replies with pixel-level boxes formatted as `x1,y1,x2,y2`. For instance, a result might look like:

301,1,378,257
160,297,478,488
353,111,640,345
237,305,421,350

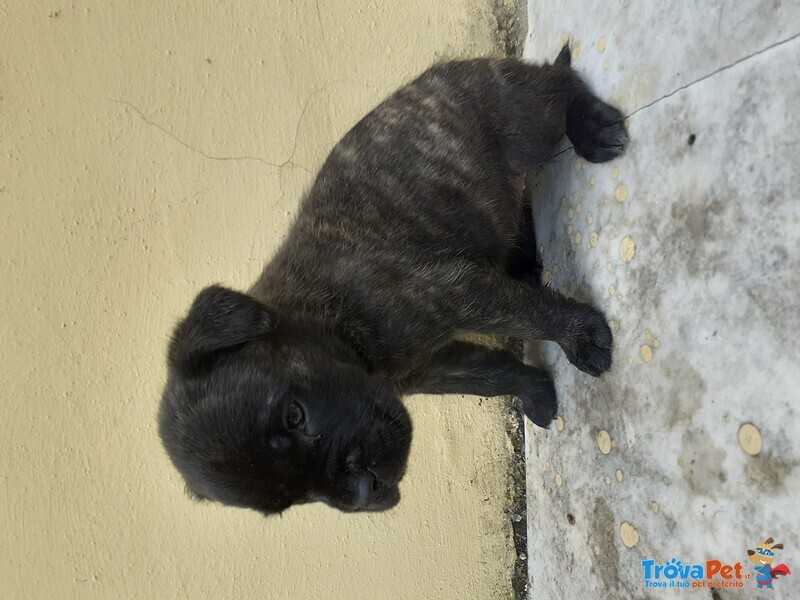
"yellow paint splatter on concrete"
588,176,596,188
609,320,620,332
571,43,582,60
568,208,575,219
587,212,594,225
561,33,570,46
552,264,558,273
611,166,619,179
555,416,564,431
605,476,612,485
598,37,607,53
555,473,563,487
615,469,623,482
609,285,616,296
607,262,614,271
651,502,659,513
574,158,583,171
603,59,609,70
620,522,639,548
567,225,573,234
542,270,552,285
576,203,583,214
644,329,651,340
619,235,635,262
626,355,633,365
597,430,612,455
589,231,599,247
615,183,628,203
653,338,661,349
640,344,653,363
575,232,583,244
663,477,671,485
738,423,762,456
539,245,544,253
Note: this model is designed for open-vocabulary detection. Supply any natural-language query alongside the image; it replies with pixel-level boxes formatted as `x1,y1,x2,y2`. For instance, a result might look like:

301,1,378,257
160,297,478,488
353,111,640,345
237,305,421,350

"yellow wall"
0,2,515,598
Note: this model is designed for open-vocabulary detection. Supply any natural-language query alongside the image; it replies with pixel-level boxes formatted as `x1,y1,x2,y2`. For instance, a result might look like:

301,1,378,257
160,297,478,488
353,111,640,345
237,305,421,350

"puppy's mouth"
309,485,401,513
345,484,401,513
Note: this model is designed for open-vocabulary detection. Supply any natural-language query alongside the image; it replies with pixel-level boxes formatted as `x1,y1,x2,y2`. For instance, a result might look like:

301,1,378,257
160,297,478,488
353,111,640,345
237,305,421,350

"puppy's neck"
249,278,395,376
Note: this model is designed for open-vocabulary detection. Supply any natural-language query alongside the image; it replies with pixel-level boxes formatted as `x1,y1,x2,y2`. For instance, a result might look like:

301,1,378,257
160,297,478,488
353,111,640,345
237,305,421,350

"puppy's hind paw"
566,95,627,163
519,371,558,429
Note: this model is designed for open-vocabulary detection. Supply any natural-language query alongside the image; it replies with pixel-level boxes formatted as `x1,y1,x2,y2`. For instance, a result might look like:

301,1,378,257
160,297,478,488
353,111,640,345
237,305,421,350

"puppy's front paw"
559,305,613,377
566,95,627,164
518,371,557,428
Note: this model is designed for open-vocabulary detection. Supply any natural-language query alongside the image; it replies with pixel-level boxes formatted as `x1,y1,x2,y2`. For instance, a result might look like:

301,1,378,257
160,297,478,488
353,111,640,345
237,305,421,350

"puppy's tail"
554,43,571,67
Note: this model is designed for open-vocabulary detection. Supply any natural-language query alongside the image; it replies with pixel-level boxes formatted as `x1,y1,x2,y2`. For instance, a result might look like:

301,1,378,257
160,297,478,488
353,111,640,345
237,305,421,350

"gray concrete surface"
523,2,800,598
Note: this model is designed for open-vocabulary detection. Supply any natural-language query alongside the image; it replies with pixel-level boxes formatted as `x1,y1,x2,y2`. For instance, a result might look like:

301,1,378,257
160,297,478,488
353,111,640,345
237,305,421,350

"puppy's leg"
505,199,542,285
454,268,613,377
399,342,557,428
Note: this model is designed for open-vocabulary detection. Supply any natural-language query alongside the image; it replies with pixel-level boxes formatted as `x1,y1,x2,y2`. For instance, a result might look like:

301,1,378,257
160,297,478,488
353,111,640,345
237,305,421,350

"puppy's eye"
286,402,306,430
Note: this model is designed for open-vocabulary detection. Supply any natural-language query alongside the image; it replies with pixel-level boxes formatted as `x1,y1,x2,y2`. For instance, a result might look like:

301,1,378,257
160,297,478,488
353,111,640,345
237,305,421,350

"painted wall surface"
0,2,517,598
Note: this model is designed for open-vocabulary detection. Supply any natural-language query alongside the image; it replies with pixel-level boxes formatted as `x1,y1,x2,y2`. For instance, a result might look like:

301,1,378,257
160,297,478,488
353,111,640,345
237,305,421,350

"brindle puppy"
159,46,626,515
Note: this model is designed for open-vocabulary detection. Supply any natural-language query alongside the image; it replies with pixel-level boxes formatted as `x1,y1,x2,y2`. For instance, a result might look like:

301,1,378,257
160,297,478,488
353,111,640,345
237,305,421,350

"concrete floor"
523,2,800,599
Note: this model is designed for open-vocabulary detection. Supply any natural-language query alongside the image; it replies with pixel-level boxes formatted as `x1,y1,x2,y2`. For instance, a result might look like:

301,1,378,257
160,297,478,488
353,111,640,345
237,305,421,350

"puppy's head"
159,285,412,515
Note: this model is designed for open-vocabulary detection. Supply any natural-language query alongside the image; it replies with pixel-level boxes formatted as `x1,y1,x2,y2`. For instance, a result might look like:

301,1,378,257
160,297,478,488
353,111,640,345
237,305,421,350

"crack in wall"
626,29,800,118
109,76,379,174
108,97,312,173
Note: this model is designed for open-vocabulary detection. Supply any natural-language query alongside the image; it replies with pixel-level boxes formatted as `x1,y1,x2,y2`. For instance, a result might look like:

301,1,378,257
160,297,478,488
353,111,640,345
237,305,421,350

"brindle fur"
159,46,627,515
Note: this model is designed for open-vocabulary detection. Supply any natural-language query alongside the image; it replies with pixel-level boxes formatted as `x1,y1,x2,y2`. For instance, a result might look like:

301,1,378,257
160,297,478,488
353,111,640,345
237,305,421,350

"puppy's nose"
350,471,378,509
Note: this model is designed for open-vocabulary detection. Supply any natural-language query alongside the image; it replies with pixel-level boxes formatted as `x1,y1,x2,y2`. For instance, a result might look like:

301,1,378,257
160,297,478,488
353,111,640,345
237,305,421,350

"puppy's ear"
168,285,274,373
